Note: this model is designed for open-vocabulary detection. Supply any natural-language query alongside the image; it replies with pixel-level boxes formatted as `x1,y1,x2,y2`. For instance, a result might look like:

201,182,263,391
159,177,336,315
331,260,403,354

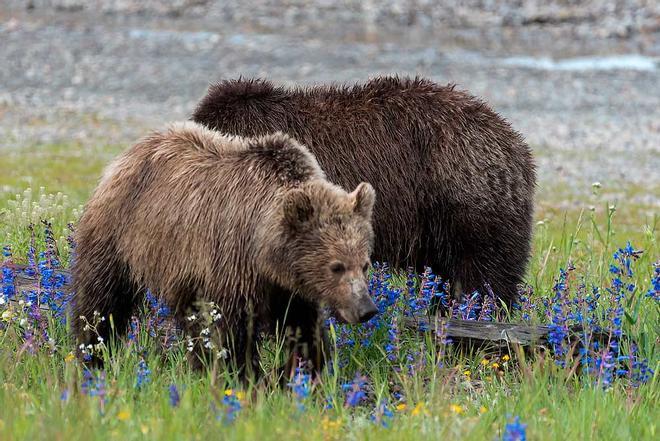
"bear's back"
81,122,323,296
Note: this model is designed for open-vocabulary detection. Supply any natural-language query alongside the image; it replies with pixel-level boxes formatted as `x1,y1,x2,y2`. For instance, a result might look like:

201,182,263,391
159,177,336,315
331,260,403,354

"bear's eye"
362,262,370,273
330,262,346,274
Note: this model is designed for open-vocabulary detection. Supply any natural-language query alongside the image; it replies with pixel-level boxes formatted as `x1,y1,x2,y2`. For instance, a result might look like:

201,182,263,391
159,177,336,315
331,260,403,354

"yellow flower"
224,389,233,396
502,355,510,362
117,410,130,421
64,352,75,363
491,362,500,369
1,310,12,321
321,416,341,432
449,404,464,415
396,403,407,412
140,425,149,435
411,402,426,416
463,370,471,377
236,391,245,401
479,406,488,414
480,359,489,366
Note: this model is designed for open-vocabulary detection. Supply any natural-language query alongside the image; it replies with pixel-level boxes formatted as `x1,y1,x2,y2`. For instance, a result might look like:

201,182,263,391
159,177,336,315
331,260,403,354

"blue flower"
135,357,151,389
81,369,108,405
371,400,394,428
502,416,527,441
646,263,659,302
169,384,181,407
288,363,311,411
215,389,242,424
343,372,368,407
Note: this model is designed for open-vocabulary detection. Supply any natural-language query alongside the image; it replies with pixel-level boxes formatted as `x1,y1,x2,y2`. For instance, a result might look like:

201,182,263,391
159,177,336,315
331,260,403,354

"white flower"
187,314,197,321
97,336,104,343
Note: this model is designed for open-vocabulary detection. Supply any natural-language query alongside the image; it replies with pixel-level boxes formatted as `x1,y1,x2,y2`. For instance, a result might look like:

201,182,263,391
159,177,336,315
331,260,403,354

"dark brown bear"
192,76,536,307
72,121,378,378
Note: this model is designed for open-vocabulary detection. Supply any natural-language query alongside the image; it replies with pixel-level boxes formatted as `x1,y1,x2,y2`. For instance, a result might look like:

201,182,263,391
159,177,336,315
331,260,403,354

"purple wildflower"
434,317,452,368
343,372,368,407
516,285,536,322
629,344,654,386
135,356,151,389
288,361,312,411
81,369,108,412
216,390,242,424
169,384,181,407
384,315,401,363
646,262,659,302
478,283,496,321
545,266,573,366
371,400,394,428
1,246,16,302
455,290,482,320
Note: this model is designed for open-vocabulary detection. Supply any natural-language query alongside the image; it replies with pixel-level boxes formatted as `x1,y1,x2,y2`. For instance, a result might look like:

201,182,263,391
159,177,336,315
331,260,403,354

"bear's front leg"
270,294,330,381
179,305,261,384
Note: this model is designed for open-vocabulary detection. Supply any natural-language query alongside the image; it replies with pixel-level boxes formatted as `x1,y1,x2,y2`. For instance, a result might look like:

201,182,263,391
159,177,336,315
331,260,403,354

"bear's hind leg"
72,254,137,362
452,244,524,316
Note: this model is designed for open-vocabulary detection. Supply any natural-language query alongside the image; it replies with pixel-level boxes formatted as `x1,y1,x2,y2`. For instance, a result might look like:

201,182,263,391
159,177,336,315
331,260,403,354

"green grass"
0,142,658,440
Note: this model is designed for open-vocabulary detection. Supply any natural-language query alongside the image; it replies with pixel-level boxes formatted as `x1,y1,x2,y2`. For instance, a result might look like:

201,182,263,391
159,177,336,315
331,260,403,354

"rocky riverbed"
1,2,658,209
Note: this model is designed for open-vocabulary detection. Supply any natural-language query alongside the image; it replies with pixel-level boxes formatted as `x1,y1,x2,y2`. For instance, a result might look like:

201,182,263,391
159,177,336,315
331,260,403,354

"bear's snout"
357,293,378,323
335,280,378,324
345,280,378,324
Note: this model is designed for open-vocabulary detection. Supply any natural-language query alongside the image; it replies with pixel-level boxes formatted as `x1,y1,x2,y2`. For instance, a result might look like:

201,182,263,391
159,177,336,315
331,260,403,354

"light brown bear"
72,121,377,379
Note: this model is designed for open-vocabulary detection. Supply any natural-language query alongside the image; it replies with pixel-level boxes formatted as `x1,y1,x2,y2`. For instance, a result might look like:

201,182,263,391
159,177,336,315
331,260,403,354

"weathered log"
5,264,617,350
402,316,617,354
405,316,551,346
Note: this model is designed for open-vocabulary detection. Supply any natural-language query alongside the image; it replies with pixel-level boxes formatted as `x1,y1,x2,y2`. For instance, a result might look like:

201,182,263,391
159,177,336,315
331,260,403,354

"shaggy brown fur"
72,121,377,378
192,76,536,306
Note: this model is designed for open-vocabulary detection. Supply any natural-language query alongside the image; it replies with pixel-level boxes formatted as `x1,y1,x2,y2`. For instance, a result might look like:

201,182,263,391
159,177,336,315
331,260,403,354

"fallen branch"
6,264,617,350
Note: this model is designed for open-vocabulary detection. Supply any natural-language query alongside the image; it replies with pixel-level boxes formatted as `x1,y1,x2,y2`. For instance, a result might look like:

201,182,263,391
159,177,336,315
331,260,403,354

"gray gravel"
1,2,659,209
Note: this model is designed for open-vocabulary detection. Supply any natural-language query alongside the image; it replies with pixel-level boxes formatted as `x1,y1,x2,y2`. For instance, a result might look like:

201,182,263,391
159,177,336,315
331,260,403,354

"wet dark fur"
72,122,375,380
192,76,536,306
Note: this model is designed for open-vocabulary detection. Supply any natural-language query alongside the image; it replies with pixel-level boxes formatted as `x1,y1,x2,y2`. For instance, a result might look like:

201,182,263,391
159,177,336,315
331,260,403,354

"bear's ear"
352,182,376,219
283,189,315,229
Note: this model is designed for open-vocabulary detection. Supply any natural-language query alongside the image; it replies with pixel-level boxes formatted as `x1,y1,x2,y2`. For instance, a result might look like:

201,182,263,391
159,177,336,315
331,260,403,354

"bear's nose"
357,294,378,323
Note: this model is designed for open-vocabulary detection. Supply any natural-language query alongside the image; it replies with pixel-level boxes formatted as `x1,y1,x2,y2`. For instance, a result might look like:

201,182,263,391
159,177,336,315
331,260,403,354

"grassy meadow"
0,141,658,440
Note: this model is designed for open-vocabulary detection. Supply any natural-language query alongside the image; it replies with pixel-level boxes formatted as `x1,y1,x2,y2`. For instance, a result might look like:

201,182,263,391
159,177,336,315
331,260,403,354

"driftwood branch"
405,316,552,347
6,264,615,350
